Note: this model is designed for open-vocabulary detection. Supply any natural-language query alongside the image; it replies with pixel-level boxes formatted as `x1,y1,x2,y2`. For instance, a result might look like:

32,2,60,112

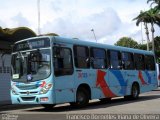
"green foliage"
133,8,160,27
114,37,138,48
133,0,160,62
154,36,160,62
154,36,160,50
138,44,147,50
147,0,160,10
114,36,160,62
146,0,160,62
133,0,160,51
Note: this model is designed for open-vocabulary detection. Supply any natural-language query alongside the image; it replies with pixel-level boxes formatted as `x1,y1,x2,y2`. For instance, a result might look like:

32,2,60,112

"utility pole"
91,29,97,43
37,0,41,35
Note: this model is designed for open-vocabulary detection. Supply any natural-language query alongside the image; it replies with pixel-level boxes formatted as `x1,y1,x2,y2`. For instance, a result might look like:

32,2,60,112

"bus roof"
14,35,154,56
53,36,154,55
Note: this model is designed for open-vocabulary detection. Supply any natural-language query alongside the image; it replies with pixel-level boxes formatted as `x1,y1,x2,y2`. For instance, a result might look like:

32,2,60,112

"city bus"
11,36,158,109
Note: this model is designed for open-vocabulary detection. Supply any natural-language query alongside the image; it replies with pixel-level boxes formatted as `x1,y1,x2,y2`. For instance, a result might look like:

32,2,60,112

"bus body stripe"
109,70,127,94
138,71,147,85
145,71,151,84
96,70,116,97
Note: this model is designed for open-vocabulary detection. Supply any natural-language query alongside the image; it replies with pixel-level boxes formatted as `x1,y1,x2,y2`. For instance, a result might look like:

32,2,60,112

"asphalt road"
0,90,160,120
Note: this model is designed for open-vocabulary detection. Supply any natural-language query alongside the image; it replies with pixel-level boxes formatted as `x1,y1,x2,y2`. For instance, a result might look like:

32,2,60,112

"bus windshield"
11,49,51,82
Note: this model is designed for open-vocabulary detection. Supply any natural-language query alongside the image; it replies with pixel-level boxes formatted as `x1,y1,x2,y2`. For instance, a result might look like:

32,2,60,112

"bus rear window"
145,55,155,70
134,54,145,70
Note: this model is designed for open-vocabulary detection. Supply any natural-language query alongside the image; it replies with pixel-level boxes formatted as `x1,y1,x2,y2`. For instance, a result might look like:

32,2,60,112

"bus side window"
73,45,90,68
108,50,122,69
121,52,134,70
90,47,107,69
53,47,73,76
134,54,145,70
145,55,155,70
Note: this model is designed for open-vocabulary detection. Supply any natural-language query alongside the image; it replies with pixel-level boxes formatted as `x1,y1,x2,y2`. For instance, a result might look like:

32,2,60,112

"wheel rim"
132,85,138,98
77,92,85,103
76,88,90,107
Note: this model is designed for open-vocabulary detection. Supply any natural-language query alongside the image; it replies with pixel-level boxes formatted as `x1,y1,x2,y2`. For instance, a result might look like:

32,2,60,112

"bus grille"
20,91,38,95
16,84,39,90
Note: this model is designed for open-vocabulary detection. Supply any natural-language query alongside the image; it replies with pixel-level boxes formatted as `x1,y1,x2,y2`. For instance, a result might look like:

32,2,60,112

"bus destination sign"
13,38,50,52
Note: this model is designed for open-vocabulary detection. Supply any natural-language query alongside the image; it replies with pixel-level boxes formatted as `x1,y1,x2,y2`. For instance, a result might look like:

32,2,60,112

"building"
0,27,36,105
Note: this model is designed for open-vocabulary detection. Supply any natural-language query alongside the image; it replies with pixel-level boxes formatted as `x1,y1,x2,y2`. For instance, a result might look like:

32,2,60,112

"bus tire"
71,87,89,107
41,104,55,110
130,83,139,99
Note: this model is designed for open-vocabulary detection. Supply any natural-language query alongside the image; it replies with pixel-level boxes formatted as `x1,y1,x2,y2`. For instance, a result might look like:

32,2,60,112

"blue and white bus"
11,36,158,109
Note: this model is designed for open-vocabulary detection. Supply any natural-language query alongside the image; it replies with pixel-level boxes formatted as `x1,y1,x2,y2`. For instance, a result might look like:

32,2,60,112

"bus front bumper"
11,90,55,104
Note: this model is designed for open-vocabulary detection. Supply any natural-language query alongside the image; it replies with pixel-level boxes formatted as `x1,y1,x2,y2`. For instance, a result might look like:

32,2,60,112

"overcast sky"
0,0,159,45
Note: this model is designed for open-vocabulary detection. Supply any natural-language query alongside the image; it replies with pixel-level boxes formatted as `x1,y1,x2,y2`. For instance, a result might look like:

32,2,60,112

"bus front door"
53,46,75,104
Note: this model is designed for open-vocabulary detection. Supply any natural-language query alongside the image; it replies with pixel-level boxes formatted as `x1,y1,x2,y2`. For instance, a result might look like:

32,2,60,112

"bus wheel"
74,88,89,107
99,98,111,103
41,104,55,110
131,83,139,99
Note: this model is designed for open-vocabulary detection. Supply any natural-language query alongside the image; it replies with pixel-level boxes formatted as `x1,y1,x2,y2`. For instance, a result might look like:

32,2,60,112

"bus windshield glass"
11,38,51,82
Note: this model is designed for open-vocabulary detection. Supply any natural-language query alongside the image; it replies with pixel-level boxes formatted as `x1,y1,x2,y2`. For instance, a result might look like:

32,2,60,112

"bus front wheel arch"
70,86,90,107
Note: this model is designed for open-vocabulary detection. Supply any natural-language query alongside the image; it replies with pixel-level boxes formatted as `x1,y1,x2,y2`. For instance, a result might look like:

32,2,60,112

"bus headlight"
11,88,18,95
39,83,53,94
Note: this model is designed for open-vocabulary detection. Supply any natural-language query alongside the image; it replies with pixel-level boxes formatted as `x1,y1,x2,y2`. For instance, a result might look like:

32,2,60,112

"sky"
0,0,159,45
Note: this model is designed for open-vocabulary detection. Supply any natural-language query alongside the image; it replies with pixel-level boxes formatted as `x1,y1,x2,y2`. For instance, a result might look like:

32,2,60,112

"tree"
133,11,150,51
146,8,160,52
138,36,160,62
154,36,160,62
133,9,160,51
147,0,160,52
147,0,160,10
115,37,138,48
154,36,160,49
138,44,147,50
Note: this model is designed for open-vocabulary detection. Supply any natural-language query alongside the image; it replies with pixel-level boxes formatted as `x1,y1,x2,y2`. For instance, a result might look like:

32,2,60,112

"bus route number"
78,72,88,79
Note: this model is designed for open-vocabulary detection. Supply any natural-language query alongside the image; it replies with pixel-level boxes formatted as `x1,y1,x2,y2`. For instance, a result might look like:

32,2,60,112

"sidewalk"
0,100,40,112
0,104,40,112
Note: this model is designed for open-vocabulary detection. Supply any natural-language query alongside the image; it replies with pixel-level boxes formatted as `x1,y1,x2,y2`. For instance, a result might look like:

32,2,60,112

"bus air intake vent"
21,97,36,101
